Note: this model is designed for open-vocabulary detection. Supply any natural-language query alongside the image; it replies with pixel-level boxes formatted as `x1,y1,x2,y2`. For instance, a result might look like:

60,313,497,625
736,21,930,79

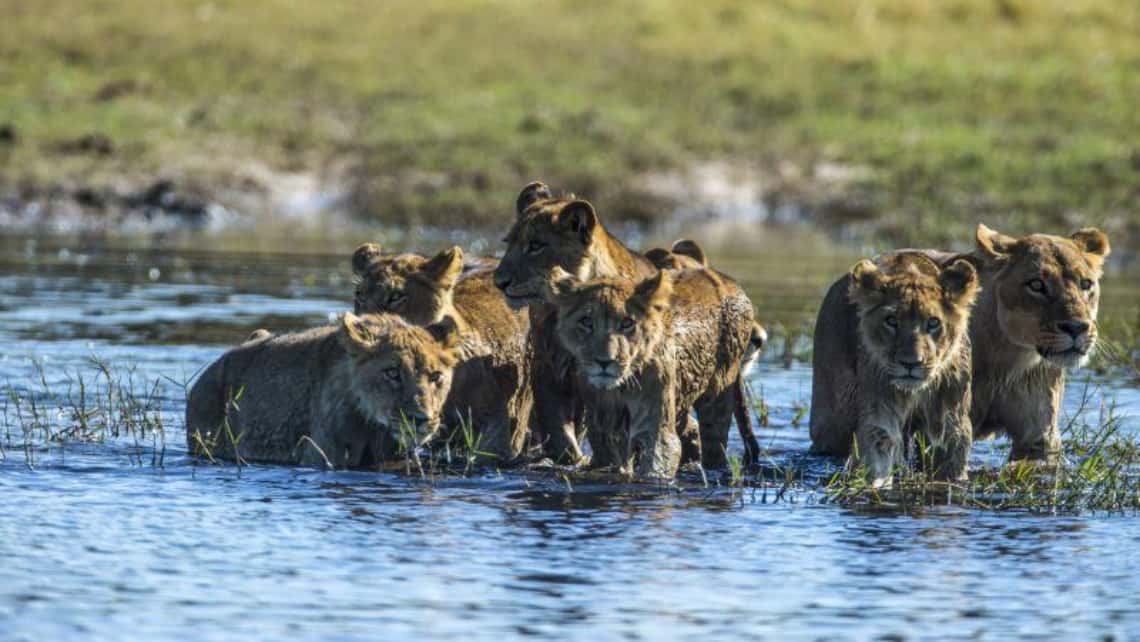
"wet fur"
493,183,659,463
548,268,754,478
352,245,534,462
809,252,979,485
185,314,459,468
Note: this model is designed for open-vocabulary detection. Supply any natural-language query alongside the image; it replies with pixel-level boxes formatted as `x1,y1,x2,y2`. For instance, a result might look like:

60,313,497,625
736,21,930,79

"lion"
809,252,980,486
351,244,533,462
493,182,662,463
939,224,1111,461
648,239,768,374
494,183,761,466
185,313,461,468
542,265,755,478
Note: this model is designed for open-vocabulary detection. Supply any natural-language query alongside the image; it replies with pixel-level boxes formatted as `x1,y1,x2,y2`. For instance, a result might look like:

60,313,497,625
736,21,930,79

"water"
1,230,1138,641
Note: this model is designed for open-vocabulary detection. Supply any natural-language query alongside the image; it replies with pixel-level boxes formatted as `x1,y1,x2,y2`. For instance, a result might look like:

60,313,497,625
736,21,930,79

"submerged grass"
3,357,1138,514
1,1,1138,245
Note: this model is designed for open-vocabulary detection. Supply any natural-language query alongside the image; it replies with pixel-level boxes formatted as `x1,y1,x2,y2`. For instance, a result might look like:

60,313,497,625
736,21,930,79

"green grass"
1,1,1137,244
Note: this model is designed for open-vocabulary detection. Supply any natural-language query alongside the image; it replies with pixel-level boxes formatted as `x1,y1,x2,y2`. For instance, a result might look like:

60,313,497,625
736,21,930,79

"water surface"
1,229,1138,641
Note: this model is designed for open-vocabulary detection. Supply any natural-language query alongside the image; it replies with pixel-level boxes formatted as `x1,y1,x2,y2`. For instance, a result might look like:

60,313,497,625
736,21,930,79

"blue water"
1,238,1138,641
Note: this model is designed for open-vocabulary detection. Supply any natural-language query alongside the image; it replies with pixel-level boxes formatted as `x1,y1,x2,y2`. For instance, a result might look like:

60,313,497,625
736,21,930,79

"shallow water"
1,230,1138,641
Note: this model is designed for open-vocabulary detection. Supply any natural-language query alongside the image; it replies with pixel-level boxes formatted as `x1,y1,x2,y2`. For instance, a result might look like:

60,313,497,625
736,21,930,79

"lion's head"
849,253,979,391
542,267,672,390
493,181,604,309
339,312,461,448
351,243,464,325
974,224,1110,369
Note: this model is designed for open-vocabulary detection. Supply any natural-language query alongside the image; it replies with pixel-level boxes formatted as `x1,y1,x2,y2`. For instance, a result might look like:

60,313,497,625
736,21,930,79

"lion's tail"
733,374,760,466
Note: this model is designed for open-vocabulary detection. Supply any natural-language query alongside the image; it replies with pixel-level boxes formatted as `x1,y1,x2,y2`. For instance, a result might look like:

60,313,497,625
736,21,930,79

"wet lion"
185,313,461,468
494,183,760,466
351,244,533,463
810,253,980,486
544,265,754,478
493,182,661,463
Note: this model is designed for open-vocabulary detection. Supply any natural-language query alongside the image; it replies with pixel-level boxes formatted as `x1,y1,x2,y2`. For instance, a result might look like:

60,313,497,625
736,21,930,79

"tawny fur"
809,252,979,486
919,224,1110,461
493,182,659,463
185,314,460,468
352,244,534,462
546,267,754,478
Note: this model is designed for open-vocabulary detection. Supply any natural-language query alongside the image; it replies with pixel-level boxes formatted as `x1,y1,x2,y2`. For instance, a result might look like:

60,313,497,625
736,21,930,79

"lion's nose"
595,358,615,372
493,272,512,291
898,358,923,370
1057,320,1090,338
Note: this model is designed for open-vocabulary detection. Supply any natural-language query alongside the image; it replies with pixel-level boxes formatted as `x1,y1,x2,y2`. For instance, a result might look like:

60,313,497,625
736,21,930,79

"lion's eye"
388,292,406,307
428,371,443,385
578,316,593,331
619,317,635,331
884,315,898,329
1027,279,1046,294
384,367,400,382
1079,278,1094,291
926,317,942,334
526,240,546,255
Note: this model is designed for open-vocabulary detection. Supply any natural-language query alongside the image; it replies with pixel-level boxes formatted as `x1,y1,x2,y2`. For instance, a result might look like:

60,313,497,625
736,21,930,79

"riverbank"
2,1,1137,248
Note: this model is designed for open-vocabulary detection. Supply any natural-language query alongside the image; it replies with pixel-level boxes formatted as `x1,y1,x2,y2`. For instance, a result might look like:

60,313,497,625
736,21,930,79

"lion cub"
185,313,460,468
810,253,980,486
352,243,533,462
544,266,754,479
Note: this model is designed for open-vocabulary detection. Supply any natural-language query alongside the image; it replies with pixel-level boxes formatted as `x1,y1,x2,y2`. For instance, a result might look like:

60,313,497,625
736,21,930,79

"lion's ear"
644,247,672,268
632,270,673,314
559,200,597,245
515,181,552,218
848,259,885,306
671,239,707,266
423,246,464,291
1070,227,1110,259
426,316,461,352
975,223,1019,260
352,242,383,277
540,266,579,304
939,258,980,307
340,312,376,356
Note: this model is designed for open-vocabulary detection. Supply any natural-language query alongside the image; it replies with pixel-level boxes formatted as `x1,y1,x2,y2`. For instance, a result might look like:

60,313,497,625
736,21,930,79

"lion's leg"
584,402,627,471
677,413,702,465
530,376,584,463
694,388,735,469
998,372,1063,462
849,405,904,488
919,380,973,482
631,393,681,480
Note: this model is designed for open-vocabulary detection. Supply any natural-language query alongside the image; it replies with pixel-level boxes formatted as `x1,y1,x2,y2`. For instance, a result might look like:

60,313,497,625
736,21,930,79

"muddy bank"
2,158,1136,258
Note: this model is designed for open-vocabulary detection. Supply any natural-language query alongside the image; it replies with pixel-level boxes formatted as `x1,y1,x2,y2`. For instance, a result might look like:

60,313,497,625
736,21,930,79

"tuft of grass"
824,385,1140,514
2,356,172,469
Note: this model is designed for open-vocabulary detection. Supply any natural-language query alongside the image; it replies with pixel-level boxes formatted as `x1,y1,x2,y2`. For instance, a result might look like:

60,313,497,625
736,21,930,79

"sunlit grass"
1,0,1137,242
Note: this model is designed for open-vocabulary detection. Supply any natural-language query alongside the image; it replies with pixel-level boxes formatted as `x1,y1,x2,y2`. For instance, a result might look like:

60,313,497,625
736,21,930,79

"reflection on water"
0,229,1138,640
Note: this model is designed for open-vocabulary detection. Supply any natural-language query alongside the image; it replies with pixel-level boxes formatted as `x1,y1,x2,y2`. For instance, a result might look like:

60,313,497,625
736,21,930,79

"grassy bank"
1,0,1138,245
